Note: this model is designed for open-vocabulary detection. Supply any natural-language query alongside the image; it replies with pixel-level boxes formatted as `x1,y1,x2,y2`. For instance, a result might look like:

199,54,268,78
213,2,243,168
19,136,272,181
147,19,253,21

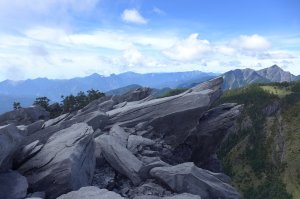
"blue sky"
0,0,299,80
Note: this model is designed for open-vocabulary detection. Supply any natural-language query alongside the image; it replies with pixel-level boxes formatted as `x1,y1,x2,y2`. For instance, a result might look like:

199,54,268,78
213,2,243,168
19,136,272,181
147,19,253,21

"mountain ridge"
0,71,217,113
223,65,298,90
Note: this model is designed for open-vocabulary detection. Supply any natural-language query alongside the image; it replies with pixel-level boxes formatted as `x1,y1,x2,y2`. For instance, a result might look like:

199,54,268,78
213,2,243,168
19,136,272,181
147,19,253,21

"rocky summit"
0,77,243,199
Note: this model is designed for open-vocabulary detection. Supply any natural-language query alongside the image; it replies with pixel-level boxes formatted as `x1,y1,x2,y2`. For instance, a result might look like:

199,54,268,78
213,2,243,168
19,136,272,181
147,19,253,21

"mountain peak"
268,64,284,71
257,65,295,83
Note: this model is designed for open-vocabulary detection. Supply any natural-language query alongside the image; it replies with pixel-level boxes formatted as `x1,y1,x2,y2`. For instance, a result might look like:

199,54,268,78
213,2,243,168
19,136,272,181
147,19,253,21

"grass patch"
260,85,292,98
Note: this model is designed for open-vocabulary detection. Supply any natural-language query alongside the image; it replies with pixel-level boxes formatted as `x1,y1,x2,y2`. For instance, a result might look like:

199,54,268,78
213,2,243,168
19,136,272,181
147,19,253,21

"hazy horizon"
0,0,299,81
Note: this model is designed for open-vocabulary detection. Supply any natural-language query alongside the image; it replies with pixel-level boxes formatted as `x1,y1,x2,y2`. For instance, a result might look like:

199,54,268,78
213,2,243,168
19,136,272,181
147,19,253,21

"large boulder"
107,77,223,146
95,134,143,185
0,171,28,199
0,106,49,126
18,123,95,199
150,162,241,199
56,186,124,199
0,124,24,171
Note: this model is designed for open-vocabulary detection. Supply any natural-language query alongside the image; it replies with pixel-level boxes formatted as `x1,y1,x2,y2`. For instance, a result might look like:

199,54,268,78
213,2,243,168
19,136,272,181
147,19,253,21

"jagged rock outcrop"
0,77,243,199
18,123,95,199
0,106,49,126
0,171,28,199
150,162,241,199
189,103,243,171
0,124,24,171
95,134,143,185
56,186,124,199
107,77,223,147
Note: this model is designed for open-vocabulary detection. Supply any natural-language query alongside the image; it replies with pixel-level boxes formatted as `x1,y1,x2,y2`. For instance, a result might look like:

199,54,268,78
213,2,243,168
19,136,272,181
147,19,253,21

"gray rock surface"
0,171,28,199
71,110,109,130
134,193,201,199
43,113,69,128
127,135,155,154
109,124,129,147
139,160,170,179
150,162,241,199
163,194,201,199
119,87,152,103
96,134,143,185
0,124,24,171
189,103,243,171
26,192,45,199
0,106,49,126
18,123,95,199
56,186,124,199
131,182,171,198
107,77,223,146
18,120,44,135
13,140,44,168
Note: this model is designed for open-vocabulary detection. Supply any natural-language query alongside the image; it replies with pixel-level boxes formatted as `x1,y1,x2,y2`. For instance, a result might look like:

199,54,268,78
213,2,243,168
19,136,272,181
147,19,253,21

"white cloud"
230,34,271,51
121,9,147,25
216,46,236,56
123,48,143,66
163,33,212,61
153,7,165,15
1,27,300,81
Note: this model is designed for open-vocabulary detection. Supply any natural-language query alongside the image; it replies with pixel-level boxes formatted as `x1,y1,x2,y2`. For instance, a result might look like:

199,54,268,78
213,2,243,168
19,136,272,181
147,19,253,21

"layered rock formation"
0,77,243,199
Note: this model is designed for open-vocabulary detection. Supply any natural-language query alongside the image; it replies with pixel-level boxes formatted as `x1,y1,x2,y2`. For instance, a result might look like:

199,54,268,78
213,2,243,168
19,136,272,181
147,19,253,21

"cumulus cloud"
163,33,212,61
121,9,147,25
230,34,271,51
123,48,143,66
216,46,236,56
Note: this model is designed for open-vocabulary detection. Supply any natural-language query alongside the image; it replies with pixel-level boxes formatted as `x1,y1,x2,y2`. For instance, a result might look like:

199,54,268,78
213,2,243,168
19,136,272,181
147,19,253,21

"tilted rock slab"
56,186,124,199
18,123,95,199
107,77,223,146
95,134,143,185
150,162,241,199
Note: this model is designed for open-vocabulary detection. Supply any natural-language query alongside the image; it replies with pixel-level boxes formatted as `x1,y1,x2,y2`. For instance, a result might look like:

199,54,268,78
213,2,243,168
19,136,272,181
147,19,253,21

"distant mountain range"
0,65,299,113
222,65,300,90
0,71,216,113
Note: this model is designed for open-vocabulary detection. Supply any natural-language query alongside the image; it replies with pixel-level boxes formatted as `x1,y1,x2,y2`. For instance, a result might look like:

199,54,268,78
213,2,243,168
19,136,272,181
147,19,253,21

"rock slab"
150,162,241,199
56,186,124,199
96,134,143,185
18,123,95,199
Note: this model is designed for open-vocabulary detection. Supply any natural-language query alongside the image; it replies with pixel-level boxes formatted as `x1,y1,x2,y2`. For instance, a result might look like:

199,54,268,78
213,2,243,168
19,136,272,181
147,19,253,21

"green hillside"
216,81,300,199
